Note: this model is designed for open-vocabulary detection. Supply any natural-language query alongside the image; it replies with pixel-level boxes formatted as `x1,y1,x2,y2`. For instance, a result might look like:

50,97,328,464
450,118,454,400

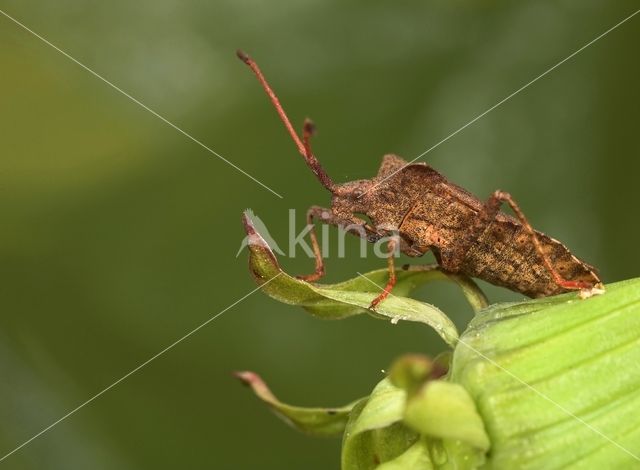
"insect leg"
298,206,378,282
369,238,398,310
488,190,595,291
298,206,328,282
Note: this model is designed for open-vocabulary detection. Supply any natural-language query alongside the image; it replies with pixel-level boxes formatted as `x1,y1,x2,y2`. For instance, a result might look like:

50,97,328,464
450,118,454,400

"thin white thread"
455,337,640,462
0,9,283,199
362,8,640,197
0,274,281,462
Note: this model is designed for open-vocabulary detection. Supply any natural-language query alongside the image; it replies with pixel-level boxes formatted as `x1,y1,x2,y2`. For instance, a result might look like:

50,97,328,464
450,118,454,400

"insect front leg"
297,206,378,282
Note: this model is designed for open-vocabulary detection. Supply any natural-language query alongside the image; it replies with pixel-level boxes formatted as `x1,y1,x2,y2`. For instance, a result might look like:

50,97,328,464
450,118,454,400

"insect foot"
578,283,606,299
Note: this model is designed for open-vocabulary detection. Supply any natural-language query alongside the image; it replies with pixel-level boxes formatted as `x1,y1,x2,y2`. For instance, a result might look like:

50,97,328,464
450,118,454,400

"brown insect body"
337,154,600,298
238,50,602,306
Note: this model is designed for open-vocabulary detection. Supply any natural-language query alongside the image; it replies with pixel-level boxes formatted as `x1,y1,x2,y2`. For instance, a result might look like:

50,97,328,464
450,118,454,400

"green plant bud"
238,212,640,469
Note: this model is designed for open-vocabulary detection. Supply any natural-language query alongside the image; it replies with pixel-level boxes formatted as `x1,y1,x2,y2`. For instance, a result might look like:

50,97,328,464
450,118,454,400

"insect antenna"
237,50,335,192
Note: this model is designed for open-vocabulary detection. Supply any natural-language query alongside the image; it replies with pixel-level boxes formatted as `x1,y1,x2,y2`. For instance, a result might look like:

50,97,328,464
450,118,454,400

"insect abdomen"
461,216,600,298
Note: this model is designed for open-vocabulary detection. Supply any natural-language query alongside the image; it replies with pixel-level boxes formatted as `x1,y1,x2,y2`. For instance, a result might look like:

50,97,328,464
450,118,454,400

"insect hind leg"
488,190,595,292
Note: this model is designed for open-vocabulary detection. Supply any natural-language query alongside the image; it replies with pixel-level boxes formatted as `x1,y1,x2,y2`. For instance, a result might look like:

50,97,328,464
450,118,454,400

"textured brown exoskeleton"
237,50,603,308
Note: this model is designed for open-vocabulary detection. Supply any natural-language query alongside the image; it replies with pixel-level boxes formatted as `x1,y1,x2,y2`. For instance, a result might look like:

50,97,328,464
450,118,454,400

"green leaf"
375,438,434,470
342,379,418,470
386,354,488,469
450,277,640,469
242,211,490,346
348,378,406,436
429,439,487,470
234,371,356,437
403,380,489,450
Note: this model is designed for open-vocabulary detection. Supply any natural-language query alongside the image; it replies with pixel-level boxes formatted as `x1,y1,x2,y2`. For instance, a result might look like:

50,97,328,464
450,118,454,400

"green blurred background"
1,1,639,468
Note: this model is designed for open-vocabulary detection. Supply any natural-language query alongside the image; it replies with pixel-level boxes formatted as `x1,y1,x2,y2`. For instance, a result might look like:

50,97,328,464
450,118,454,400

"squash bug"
237,50,603,308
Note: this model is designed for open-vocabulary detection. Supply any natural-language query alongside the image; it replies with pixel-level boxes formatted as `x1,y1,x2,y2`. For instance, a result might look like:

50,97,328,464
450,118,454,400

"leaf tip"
233,370,257,386
242,209,281,273
241,209,257,237
233,370,278,403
